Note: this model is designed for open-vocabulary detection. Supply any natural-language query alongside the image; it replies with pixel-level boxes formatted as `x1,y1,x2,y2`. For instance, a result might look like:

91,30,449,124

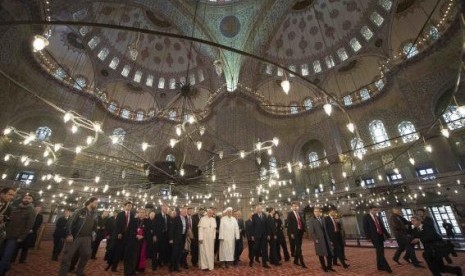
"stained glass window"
109,57,120,70
265,64,273,75
398,121,419,143
87,36,100,49
53,67,66,80
403,43,419,59
375,79,385,90
121,65,131,77
369,120,391,149
166,154,176,162
301,64,309,76
158,77,165,89
168,110,177,121
343,95,352,106
73,77,86,90
36,126,52,141
146,75,154,87
350,138,367,157
361,26,374,41
189,74,196,85
97,48,109,61
112,128,126,143
290,103,298,114
350,38,362,52
429,26,440,40
360,88,370,101
134,71,142,83
325,55,335,69
169,78,176,89
370,12,384,26
108,102,118,113
136,111,144,121
308,152,320,168
337,48,349,61
120,108,131,119
378,0,392,11
79,26,91,37
303,98,313,110
313,60,322,73
442,105,465,130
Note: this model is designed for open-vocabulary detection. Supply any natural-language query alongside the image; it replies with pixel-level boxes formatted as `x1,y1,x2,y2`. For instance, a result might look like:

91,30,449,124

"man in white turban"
219,207,240,268
198,208,217,271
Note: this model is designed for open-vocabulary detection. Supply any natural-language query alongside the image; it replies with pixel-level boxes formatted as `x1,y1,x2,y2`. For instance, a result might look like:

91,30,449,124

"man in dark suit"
234,210,245,266
287,202,306,268
389,207,421,266
110,201,134,272
411,216,462,276
190,208,201,267
245,213,255,266
363,205,392,273
325,208,349,268
266,208,281,266
251,205,270,268
52,209,71,261
168,209,185,272
152,205,169,270
416,208,435,230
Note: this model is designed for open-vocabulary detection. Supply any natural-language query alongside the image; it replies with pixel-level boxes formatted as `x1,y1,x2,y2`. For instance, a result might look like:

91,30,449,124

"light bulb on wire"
32,35,49,52
280,79,290,94
323,103,332,116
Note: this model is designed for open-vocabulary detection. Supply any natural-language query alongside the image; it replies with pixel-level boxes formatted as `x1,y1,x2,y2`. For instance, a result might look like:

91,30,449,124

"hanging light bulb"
409,157,415,165
346,122,355,133
180,168,185,176
141,142,148,151
323,103,332,116
175,125,182,136
272,137,279,146
218,151,224,159
280,79,290,94
267,148,273,155
111,136,119,144
20,155,27,163
46,158,53,166
95,176,100,183
187,114,195,124
169,138,177,148
4,154,10,161
75,146,82,154
240,150,245,159
32,35,49,52
256,142,262,151
3,127,12,136
342,172,347,178
199,126,206,136
54,143,62,152
256,157,262,165
86,136,93,145
196,141,202,151
287,162,292,173
1,173,7,180
393,168,400,174
441,127,450,138
71,124,78,134
212,174,216,182
68,180,73,185
94,122,102,132
63,112,73,123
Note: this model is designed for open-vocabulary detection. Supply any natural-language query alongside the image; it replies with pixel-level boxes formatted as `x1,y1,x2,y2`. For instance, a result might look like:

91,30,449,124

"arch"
350,137,367,158
397,121,419,143
368,120,390,149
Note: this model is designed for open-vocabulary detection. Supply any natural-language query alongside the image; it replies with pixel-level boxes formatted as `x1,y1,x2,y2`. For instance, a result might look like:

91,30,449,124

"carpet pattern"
7,240,465,275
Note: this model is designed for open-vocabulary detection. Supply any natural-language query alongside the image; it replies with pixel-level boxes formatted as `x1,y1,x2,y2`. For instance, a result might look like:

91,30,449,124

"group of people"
0,187,43,276
0,188,462,276
363,205,462,276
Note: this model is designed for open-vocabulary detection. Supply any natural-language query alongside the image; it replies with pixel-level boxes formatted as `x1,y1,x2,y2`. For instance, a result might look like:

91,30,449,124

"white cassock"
219,216,240,262
198,216,217,270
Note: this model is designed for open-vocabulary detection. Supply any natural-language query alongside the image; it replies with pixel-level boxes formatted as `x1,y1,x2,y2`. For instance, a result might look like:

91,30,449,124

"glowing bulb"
441,128,450,138
95,176,100,183
393,168,399,174
32,35,49,51
3,127,12,135
199,126,206,136
218,151,224,159
280,79,290,94
272,137,279,146
141,142,148,151
180,168,185,176
342,172,347,178
94,122,102,132
267,148,273,155
175,125,182,136
68,180,73,185
240,150,245,158
63,112,73,123
347,123,355,133
378,174,383,181
54,143,62,152
71,124,78,133
187,114,195,124
20,156,27,163
111,136,119,144
47,158,53,166
256,142,262,151
409,157,415,165
323,103,332,116
75,146,82,154
212,175,216,182
169,139,177,148
425,144,433,152
4,154,10,161
196,141,202,151
86,136,93,145
1,174,7,180
287,162,292,173
457,105,465,115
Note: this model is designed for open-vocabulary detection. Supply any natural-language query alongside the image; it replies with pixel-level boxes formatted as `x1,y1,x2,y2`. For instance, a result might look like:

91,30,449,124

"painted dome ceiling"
33,0,458,121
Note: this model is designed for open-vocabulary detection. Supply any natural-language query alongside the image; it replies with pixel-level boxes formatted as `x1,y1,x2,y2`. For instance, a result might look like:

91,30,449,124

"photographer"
410,216,462,276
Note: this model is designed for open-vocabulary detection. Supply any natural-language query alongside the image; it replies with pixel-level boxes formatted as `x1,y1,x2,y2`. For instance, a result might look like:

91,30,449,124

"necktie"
259,213,262,220
296,212,302,230
373,215,382,235
125,212,129,229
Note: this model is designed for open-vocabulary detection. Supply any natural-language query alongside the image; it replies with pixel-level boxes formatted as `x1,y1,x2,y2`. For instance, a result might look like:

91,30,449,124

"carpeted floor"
7,240,465,275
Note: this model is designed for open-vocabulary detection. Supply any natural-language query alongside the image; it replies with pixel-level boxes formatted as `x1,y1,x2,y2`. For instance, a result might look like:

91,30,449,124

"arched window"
343,95,352,106
369,120,391,149
97,48,109,61
136,111,144,121
112,128,126,143
36,126,52,141
370,12,384,26
73,77,86,90
166,154,176,162
87,36,100,49
134,71,142,83
442,105,465,130
308,152,320,168
290,103,298,114
303,98,313,110
108,102,118,113
398,121,419,143
428,26,440,40
109,57,120,70
350,38,362,52
120,108,131,119
350,138,367,157
360,26,373,41
79,26,91,37
269,156,277,174
375,79,385,90
360,88,370,101
403,43,418,59
53,68,66,80
158,77,165,89
121,65,131,77
146,75,154,87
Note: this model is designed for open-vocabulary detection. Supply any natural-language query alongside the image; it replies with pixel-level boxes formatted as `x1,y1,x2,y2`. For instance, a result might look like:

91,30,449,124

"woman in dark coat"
274,212,290,262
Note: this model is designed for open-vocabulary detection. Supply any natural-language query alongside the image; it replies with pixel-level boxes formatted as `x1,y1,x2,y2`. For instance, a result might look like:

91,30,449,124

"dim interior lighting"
323,103,332,116
280,79,290,94
32,35,49,51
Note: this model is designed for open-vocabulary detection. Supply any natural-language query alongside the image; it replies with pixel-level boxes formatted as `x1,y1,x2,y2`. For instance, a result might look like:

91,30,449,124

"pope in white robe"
219,207,240,264
198,208,217,270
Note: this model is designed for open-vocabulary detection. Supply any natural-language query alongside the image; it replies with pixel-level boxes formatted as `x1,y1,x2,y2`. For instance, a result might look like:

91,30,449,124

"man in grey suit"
308,207,334,272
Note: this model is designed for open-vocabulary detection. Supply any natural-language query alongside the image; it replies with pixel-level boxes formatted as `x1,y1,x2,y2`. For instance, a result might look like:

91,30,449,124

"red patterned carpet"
7,240,465,276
